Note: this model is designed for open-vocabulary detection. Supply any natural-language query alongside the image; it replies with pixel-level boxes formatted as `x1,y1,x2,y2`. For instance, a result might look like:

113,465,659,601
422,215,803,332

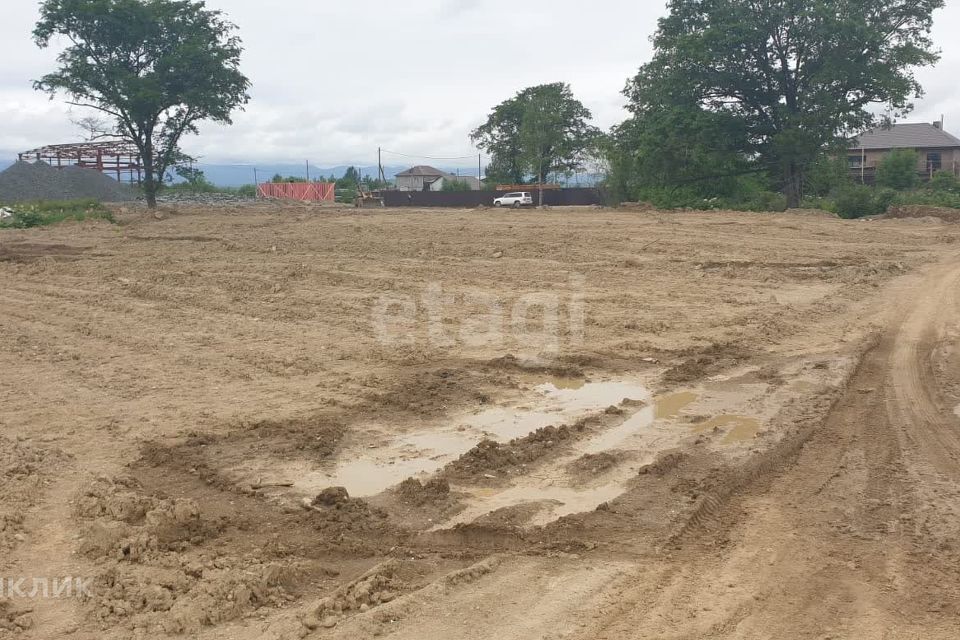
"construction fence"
257,182,335,202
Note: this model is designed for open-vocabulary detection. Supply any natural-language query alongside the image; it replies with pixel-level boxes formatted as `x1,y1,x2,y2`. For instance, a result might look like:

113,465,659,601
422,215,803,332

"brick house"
849,122,960,183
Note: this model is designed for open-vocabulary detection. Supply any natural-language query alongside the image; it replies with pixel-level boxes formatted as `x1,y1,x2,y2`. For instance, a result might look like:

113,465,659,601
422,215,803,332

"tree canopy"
471,83,598,188
622,0,944,207
33,0,251,207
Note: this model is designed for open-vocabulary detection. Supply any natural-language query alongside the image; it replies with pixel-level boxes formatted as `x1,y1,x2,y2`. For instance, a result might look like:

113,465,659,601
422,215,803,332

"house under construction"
18,141,143,184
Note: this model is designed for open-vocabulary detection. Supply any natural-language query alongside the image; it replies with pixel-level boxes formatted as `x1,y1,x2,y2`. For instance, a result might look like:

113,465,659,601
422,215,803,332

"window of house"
848,155,865,169
927,152,943,172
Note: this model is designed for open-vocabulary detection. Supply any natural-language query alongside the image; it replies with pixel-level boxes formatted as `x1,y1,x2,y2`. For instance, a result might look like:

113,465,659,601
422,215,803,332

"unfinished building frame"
18,141,143,184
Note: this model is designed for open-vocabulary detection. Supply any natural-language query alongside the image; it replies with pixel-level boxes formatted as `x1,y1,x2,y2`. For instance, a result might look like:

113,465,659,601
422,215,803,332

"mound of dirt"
443,423,588,483
0,598,34,633
0,437,66,554
303,490,400,546
304,560,406,630
0,161,135,203
75,477,219,557
886,204,960,223
76,476,307,635
396,477,451,506
567,452,624,479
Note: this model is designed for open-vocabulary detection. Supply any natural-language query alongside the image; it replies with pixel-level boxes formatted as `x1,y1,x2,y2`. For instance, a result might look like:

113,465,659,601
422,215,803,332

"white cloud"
1,1,958,167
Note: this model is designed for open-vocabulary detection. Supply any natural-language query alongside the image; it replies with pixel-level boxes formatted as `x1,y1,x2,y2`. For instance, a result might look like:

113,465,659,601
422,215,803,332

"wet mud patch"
660,342,754,386
363,367,509,417
485,354,585,380
441,419,598,485
566,452,627,483
366,478,467,532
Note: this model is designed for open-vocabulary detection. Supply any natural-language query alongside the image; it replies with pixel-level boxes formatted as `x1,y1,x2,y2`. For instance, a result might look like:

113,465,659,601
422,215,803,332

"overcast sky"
2,0,959,168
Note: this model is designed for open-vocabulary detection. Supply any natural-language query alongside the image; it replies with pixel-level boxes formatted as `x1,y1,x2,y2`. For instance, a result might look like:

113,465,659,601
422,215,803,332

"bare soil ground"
2,204,960,638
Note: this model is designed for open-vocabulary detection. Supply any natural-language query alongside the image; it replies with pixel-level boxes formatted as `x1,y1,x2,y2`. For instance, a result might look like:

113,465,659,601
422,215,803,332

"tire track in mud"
573,259,960,640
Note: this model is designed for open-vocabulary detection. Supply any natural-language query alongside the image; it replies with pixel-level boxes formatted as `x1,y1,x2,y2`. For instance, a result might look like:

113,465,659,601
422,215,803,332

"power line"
380,148,479,161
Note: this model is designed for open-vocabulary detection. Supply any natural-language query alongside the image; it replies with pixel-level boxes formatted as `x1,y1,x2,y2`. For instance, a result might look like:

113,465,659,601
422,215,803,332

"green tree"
624,0,943,208
33,0,250,208
173,165,213,190
805,153,852,198
927,170,960,193
605,106,753,202
471,83,599,192
441,178,472,192
876,149,920,191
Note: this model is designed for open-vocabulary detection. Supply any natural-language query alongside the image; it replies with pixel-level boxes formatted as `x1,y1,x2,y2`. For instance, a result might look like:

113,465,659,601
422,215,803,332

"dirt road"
1,205,959,638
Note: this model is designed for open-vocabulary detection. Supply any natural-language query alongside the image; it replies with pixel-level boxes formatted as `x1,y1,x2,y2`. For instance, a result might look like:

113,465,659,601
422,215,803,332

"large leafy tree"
33,0,251,208
606,106,753,202
471,83,598,189
624,0,943,208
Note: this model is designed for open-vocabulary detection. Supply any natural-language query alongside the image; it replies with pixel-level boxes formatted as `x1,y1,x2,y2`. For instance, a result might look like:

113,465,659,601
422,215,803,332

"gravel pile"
0,161,136,203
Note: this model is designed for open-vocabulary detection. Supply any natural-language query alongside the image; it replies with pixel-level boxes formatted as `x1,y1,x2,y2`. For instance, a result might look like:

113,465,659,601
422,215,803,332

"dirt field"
2,204,960,638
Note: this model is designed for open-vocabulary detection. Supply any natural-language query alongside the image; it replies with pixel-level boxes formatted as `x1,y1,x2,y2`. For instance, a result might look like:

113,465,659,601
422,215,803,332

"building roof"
395,165,450,178
852,123,960,150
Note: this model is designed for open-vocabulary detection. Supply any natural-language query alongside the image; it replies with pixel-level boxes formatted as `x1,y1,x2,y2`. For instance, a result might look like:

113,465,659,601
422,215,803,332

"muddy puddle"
290,380,652,497
236,372,813,527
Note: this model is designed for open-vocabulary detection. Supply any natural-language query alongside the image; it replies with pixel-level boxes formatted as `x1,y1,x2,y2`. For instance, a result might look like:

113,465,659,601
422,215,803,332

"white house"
394,165,481,191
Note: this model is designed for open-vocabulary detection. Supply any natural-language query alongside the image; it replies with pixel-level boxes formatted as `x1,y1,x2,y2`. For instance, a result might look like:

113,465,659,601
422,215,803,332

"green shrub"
895,189,960,209
0,199,114,228
738,190,787,212
876,149,920,191
927,171,960,194
833,185,886,219
441,179,473,192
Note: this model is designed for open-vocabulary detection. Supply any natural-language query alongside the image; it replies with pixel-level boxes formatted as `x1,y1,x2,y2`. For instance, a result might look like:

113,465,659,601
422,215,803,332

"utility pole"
478,153,482,189
253,167,259,199
306,160,311,182
378,147,385,186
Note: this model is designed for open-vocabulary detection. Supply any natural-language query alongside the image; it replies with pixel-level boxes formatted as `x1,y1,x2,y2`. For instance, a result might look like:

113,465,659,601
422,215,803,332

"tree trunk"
538,162,544,208
142,140,157,209
784,163,802,209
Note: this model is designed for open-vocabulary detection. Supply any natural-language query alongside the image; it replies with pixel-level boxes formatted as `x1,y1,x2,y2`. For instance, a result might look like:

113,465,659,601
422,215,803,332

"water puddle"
693,415,762,444
580,406,655,454
294,379,652,498
516,373,587,390
533,381,651,413
655,392,699,419
300,430,480,496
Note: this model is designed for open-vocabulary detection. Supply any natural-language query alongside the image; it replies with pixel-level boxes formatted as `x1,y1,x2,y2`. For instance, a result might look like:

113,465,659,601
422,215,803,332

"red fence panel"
257,182,335,202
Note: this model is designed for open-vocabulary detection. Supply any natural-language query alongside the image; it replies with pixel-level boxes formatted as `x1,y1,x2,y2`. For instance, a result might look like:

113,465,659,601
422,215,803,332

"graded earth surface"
2,204,960,639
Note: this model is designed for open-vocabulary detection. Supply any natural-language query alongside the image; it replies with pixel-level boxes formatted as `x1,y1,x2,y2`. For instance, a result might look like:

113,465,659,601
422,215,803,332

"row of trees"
472,0,946,209
31,0,947,209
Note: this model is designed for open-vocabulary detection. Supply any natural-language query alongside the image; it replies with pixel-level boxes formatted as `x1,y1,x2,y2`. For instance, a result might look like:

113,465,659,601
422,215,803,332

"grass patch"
0,199,115,229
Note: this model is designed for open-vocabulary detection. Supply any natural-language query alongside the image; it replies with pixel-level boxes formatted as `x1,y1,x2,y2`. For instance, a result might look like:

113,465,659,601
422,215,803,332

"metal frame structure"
18,141,143,184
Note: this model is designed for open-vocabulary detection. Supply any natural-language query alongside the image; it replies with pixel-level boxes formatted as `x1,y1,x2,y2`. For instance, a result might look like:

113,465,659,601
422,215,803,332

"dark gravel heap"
0,161,136,203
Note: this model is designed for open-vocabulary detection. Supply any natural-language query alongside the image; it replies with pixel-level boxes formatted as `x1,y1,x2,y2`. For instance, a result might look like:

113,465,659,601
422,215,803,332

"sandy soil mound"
886,204,960,222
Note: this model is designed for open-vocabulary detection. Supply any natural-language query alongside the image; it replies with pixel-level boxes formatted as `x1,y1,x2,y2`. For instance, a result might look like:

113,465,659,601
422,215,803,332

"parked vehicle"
493,192,533,208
